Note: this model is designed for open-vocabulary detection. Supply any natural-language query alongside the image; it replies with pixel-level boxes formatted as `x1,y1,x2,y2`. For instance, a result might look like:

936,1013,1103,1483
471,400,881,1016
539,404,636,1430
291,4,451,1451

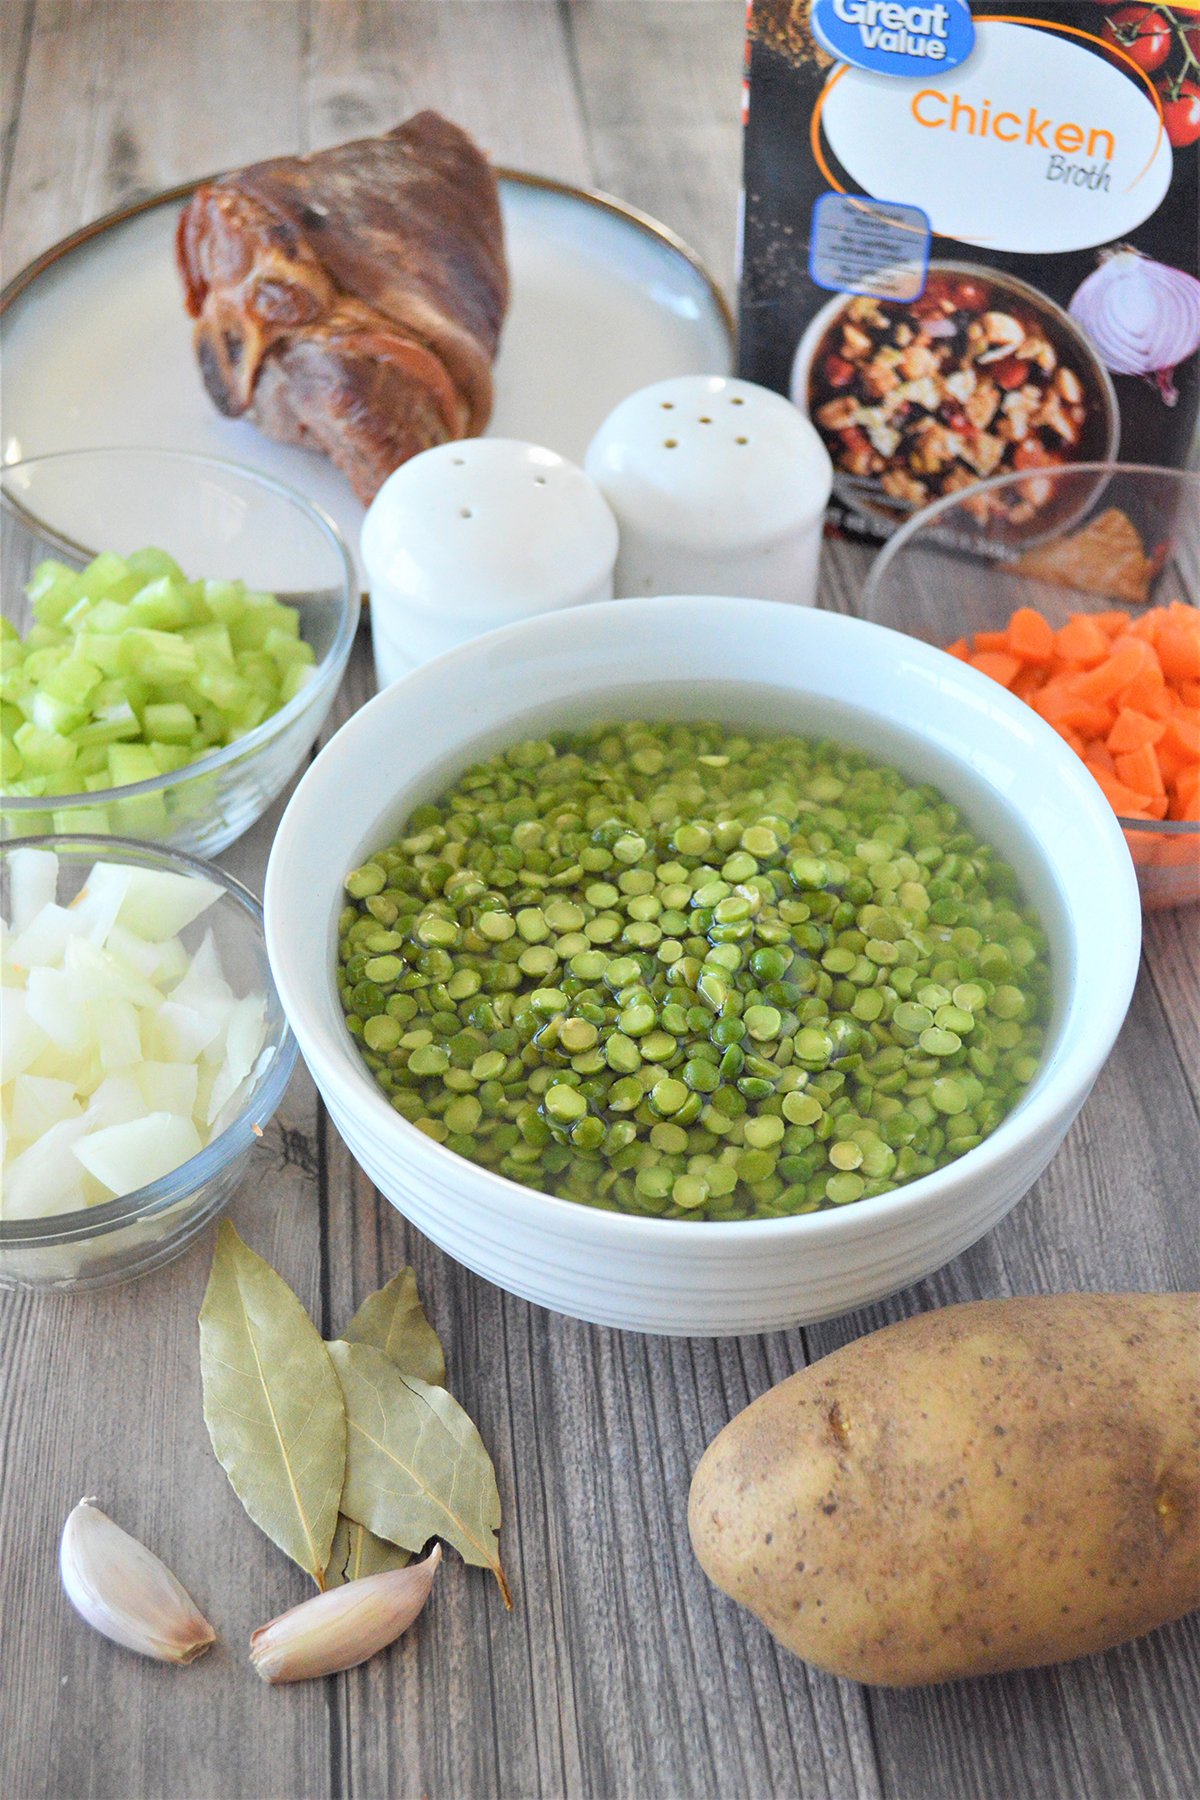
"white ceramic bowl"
264,597,1141,1336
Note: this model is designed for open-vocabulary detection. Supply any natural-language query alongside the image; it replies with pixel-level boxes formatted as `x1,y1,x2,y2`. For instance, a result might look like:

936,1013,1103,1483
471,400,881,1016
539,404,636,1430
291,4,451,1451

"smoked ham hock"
176,112,508,504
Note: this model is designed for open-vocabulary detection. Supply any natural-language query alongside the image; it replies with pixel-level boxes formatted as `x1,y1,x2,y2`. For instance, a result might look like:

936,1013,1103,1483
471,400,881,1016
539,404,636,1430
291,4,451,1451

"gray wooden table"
1,5,1198,1798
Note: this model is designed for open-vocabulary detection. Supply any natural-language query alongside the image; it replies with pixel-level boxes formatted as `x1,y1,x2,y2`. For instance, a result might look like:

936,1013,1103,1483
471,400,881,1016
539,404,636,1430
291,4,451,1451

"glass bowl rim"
0,830,299,1245
863,461,1200,838
0,446,360,813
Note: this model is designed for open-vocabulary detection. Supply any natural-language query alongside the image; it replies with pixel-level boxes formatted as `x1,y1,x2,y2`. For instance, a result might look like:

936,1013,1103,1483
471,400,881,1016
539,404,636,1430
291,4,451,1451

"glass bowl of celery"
1,449,358,855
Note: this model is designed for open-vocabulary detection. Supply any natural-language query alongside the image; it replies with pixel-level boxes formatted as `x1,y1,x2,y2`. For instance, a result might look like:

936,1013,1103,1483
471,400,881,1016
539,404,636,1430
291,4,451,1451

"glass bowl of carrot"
864,464,1200,911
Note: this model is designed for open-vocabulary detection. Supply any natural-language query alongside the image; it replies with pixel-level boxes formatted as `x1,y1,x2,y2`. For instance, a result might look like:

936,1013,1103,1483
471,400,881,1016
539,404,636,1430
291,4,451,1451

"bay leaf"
327,1514,412,1587
199,1221,345,1588
340,1267,446,1387
328,1339,511,1606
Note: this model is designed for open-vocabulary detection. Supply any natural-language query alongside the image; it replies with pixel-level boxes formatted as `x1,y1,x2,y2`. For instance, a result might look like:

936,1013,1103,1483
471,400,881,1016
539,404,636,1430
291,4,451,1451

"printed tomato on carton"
741,1,1200,541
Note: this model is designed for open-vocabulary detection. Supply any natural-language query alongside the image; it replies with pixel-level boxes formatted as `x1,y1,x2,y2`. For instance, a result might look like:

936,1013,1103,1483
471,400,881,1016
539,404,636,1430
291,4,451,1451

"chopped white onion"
8,848,59,934
1,854,269,1223
74,1113,204,1196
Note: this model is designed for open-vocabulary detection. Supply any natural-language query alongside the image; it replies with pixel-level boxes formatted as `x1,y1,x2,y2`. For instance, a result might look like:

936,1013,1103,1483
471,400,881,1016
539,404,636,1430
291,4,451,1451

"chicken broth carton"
739,0,1200,539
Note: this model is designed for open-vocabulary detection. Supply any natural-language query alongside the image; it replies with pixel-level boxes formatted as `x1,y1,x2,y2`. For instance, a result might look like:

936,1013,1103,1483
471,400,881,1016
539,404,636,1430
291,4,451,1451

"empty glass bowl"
1,449,358,855
864,464,1199,909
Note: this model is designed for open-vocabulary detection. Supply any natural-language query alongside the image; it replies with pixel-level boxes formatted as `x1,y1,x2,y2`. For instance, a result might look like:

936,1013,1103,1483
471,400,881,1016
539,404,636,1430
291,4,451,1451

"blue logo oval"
811,0,974,78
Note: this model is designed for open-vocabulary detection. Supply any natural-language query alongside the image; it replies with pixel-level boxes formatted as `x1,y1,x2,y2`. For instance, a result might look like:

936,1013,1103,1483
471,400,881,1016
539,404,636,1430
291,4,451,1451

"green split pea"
337,720,1051,1222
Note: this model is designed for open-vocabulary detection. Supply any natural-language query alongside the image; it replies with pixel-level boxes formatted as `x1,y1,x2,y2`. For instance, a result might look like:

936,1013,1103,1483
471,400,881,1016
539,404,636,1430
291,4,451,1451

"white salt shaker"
362,439,618,688
584,375,832,604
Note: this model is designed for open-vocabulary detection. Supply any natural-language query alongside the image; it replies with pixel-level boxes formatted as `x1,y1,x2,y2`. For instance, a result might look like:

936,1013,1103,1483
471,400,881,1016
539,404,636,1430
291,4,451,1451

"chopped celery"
83,599,132,635
107,744,160,786
143,703,195,744
73,704,141,747
53,806,104,834
2,546,315,798
280,663,316,704
43,658,102,706
80,551,138,597
181,622,235,663
112,791,170,835
149,743,193,773
263,627,309,666
13,722,77,774
31,692,88,737
125,547,185,583
120,628,198,682
126,578,193,631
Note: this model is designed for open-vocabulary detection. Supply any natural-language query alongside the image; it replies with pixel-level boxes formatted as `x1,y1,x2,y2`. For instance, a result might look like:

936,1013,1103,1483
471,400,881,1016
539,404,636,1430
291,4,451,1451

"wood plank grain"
0,0,35,215
305,0,593,181
567,0,745,301
0,0,309,273
1143,907,1200,1097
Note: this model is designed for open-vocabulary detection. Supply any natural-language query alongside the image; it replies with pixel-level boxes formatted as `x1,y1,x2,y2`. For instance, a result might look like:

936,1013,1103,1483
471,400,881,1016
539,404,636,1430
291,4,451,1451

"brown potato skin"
688,1293,1200,1686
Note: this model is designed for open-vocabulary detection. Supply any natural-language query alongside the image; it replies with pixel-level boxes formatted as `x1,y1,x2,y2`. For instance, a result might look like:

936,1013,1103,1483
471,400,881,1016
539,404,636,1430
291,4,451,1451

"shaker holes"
661,401,675,410
460,507,473,519
730,396,745,405
736,437,749,446
534,476,547,486
663,439,678,449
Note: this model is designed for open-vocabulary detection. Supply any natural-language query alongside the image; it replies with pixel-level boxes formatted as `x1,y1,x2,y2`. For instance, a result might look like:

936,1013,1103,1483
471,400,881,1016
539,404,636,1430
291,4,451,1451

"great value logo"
812,0,975,78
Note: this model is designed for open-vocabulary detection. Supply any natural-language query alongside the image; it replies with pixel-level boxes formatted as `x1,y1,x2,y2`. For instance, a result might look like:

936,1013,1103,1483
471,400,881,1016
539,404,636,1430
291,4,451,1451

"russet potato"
688,1293,1199,1685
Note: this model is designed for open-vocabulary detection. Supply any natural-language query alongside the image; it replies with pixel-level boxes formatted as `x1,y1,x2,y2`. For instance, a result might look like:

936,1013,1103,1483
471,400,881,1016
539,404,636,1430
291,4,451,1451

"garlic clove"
59,1497,216,1664
250,1542,442,1684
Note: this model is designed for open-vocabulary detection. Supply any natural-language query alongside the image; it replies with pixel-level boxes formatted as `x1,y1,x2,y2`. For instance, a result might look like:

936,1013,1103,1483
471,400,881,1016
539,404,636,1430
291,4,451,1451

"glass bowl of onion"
0,834,298,1290
864,463,1200,910
1,449,358,857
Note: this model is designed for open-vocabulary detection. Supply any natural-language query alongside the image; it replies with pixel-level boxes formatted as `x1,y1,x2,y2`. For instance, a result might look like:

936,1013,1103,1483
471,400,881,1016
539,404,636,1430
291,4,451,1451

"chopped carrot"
1011,666,1048,703
1172,766,1200,819
1125,796,1170,821
1007,606,1056,663
947,601,1200,854
1118,668,1171,717
1157,623,1200,682
1157,739,1192,788
1073,642,1154,703
1160,713,1200,763
1114,742,1165,799
1033,688,1113,738
969,650,1022,687
1106,710,1166,755
944,638,970,661
1085,765,1152,814
1054,616,1109,666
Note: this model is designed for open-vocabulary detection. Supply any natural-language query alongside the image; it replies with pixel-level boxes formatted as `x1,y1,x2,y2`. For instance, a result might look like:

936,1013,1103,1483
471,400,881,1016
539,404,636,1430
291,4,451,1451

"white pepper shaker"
362,439,619,688
584,375,832,604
